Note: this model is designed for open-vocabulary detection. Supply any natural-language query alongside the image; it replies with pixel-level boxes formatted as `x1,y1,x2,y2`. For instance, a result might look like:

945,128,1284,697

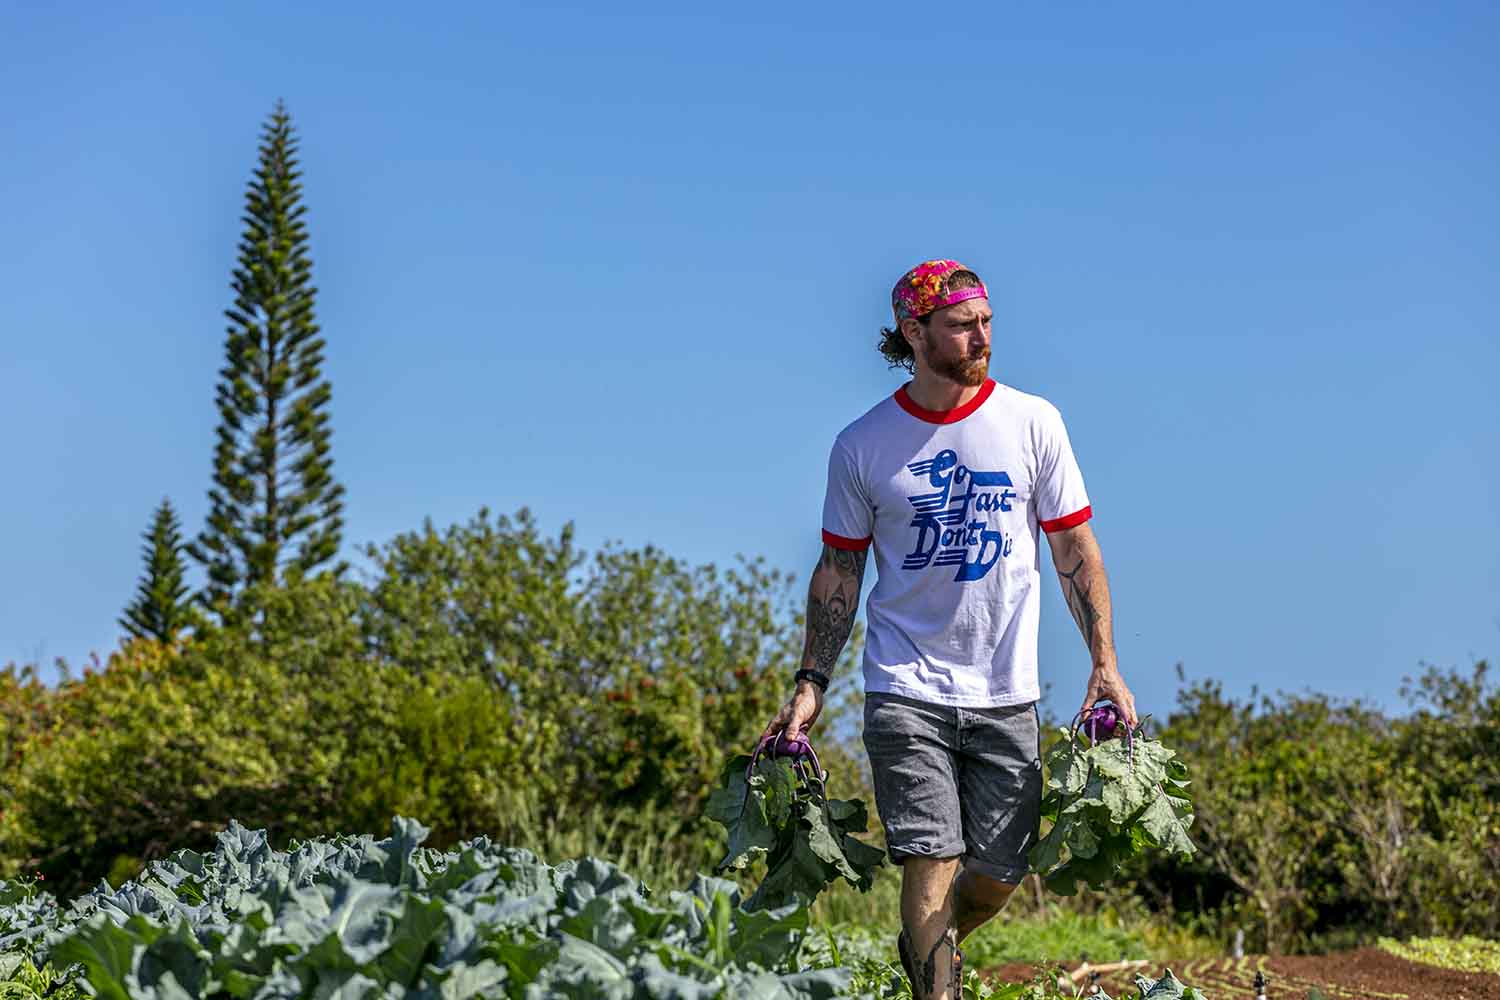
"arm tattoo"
1057,555,1100,651
802,546,867,674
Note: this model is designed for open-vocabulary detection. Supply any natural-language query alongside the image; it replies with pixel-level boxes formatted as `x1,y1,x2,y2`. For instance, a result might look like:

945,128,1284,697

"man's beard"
927,339,991,387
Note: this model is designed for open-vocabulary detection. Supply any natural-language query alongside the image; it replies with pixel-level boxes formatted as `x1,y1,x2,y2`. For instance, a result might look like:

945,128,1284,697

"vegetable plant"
1029,707,1197,895
705,733,886,912
0,817,859,999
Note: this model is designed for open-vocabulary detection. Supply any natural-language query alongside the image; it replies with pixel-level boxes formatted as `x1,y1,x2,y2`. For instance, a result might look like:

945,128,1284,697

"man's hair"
877,269,985,373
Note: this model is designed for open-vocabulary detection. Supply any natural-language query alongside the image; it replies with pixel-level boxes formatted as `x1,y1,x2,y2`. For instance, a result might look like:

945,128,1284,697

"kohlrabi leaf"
1031,730,1197,894
705,750,885,913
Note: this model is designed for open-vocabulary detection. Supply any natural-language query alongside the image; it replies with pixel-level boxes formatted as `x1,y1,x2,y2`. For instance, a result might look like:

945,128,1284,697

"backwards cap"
891,259,988,324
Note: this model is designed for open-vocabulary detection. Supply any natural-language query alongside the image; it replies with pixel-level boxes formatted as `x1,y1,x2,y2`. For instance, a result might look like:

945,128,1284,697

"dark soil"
981,948,1500,999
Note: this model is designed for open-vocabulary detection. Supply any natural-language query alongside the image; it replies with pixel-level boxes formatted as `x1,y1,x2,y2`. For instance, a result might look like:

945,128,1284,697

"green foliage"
0,508,823,900
188,100,346,624
706,754,885,911
1132,662,1500,952
0,629,440,895
960,910,1146,970
842,958,1043,1000
1029,729,1196,896
836,943,1209,1000
0,664,51,796
358,506,807,837
1376,935,1500,974
118,497,202,645
1127,969,1206,1000
0,873,83,999
4,818,858,999
1153,676,1346,951
1,572,538,893
0,958,85,1000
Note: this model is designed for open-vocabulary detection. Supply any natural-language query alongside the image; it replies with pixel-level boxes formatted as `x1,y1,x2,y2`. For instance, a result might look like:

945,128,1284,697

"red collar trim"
893,379,997,424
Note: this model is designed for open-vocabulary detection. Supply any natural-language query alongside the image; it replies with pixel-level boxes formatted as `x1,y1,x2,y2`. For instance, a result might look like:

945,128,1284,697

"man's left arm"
1044,521,1138,726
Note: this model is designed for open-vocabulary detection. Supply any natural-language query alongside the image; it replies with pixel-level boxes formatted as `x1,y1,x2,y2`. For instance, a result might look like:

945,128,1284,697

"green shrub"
356,507,840,845
1,507,852,898
1121,662,1499,951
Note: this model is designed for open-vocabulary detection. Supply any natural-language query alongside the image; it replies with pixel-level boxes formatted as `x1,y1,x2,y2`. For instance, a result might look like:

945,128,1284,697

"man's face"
906,297,992,387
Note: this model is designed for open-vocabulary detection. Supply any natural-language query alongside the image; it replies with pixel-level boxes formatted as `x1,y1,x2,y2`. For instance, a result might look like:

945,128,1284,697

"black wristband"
794,668,830,692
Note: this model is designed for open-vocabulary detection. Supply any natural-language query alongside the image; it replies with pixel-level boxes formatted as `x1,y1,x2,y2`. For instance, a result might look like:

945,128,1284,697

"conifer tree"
120,498,200,644
189,101,346,621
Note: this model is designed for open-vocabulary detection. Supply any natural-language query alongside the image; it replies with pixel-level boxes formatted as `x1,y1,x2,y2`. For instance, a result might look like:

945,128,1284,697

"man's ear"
900,318,925,352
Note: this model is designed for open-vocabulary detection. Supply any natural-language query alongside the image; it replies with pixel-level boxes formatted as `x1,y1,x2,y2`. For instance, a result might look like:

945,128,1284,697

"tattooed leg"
900,857,963,1000
918,925,962,999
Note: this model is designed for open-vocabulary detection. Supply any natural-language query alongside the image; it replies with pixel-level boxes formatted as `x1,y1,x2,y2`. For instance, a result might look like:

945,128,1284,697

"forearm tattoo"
1058,556,1101,652
802,546,867,674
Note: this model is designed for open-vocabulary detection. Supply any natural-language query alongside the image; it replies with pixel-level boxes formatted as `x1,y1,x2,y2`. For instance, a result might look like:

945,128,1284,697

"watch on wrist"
794,668,830,692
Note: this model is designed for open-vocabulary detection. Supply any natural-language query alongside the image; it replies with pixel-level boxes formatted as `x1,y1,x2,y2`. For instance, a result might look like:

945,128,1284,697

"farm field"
5,811,1497,999
985,948,1500,999
5,570,1496,1000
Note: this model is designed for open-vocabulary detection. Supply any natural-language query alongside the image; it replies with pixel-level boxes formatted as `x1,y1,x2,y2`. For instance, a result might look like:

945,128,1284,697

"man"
758,260,1139,1000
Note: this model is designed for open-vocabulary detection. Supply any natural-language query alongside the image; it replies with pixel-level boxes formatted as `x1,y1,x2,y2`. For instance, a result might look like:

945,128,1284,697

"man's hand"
1081,665,1138,729
760,681,824,745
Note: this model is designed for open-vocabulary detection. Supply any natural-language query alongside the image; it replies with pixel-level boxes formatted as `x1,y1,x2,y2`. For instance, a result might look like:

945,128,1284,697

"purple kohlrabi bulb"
1085,704,1122,744
774,732,814,758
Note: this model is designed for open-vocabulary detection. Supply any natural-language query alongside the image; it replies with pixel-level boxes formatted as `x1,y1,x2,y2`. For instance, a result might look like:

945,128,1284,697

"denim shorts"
862,690,1042,883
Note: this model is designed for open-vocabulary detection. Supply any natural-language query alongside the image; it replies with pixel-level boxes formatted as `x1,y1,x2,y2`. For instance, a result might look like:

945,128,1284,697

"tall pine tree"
189,101,346,622
120,498,201,644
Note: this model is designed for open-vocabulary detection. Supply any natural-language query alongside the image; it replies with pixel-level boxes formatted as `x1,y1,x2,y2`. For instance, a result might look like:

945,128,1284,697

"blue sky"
3,2,1497,721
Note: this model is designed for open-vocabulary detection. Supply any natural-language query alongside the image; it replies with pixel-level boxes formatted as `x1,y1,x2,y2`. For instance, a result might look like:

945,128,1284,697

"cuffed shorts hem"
887,845,966,865
886,848,1029,885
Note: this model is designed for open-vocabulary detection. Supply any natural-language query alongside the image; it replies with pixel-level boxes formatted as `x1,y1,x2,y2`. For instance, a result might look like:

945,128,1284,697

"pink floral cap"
891,259,988,324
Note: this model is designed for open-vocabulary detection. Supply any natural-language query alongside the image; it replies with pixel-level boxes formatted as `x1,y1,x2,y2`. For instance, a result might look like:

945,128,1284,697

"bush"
356,506,831,845
0,625,430,893
1,507,847,897
1120,662,1499,952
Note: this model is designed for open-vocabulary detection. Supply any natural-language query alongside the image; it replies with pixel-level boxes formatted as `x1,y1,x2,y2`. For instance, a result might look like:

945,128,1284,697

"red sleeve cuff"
1040,505,1093,534
822,529,873,551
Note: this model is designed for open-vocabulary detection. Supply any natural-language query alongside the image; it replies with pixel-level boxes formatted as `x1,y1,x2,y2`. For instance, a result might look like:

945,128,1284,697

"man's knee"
900,855,963,888
956,869,1017,912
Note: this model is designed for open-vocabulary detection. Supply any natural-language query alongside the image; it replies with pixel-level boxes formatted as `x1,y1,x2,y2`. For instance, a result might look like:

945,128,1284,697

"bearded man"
759,259,1139,1000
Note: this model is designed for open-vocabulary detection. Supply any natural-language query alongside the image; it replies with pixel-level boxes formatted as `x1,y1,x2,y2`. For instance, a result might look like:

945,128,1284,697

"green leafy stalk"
706,754,885,911
1029,727,1197,895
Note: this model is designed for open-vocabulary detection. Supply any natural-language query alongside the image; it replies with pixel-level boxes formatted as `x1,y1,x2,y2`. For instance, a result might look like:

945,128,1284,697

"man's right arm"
759,542,869,744
800,543,868,678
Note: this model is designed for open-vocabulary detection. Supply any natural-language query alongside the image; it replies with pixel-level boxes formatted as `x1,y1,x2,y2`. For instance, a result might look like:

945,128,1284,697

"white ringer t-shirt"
820,378,1092,708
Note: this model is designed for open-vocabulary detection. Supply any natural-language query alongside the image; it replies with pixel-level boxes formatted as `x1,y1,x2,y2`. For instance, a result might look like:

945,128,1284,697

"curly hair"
877,269,985,373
